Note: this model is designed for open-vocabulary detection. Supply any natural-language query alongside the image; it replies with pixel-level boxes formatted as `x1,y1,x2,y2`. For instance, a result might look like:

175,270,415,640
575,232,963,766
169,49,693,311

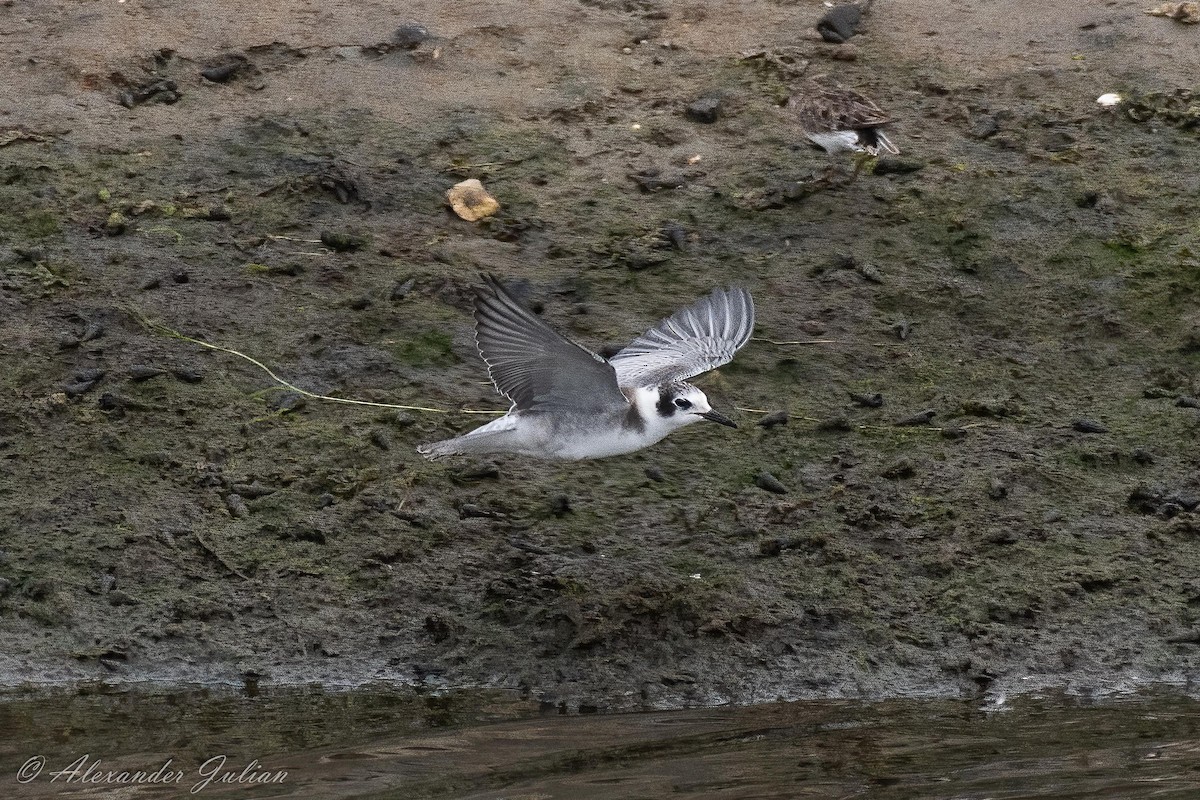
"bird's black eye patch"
674,398,692,409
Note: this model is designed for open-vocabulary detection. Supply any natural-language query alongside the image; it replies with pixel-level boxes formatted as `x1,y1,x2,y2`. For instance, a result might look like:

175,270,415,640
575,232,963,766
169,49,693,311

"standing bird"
787,80,899,157
417,276,754,461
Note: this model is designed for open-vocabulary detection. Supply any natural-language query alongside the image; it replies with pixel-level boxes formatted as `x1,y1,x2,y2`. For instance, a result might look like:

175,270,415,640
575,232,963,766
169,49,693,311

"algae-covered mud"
2,0,1200,709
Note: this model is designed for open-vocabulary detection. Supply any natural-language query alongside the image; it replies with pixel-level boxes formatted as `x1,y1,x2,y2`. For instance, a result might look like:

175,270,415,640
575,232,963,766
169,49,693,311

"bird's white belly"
550,426,668,460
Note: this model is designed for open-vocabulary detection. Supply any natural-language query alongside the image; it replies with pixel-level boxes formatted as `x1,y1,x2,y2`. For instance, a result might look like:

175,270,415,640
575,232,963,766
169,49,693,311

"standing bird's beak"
699,409,737,428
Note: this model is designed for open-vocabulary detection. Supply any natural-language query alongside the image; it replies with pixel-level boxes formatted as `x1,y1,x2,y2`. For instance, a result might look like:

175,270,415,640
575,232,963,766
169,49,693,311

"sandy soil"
3,0,1200,709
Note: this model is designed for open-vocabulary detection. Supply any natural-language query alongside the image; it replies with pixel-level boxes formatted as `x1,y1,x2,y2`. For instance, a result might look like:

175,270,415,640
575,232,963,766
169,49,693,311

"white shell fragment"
446,178,500,222
1096,93,1123,107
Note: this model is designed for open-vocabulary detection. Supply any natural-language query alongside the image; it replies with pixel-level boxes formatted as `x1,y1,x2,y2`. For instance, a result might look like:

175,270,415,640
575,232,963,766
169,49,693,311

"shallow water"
3,685,1200,799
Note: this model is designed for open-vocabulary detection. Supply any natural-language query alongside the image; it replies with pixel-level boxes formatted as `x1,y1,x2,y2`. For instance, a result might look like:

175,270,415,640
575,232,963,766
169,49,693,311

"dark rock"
1072,418,1108,433
874,158,925,175
629,170,686,192
1131,447,1155,465
685,96,721,124
458,503,496,519
231,481,277,498
172,368,204,384
321,230,367,252
140,276,162,291
549,495,572,517
941,426,968,440
645,465,665,482
454,461,501,481
97,393,125,412
370,430,390,450
390,278,416,301
200,61,244,83
895,409,936,426
891,320,913,340
816,416,852,432
1176,396,1200,409
849,392,884,408
393,23,430,50
988,478,1009,500
755,471,789,494
63,379,99,397
172,270,189,284
225,493,248,518
349,295,372,311
129,365,166,381
969,115,1000,139
759,538,783,557
756,410,789,428
816,4,863,43
661,221,688,250
270,392,306,413
881,458,916,479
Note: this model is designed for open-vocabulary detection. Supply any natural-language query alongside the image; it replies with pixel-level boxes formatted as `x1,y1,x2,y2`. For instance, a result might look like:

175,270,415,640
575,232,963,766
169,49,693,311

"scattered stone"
370,430,390,450
317,493,335,509
129,365,167,381
1176,396,1200,408
200,61,244,83
816,3,864,43
756,410,789,428
231,481,277,498
80,322,105,342
962,398,1017,417
855,262,884,283
969,115,1000,139
941,426,968,440
895,409,936,426
881,458,916,479
1131,447,1156,465
348,295,372,311
390,278,416,301
891,320,913,340
1129,484,1200,516
97,393,125,412
454,461,501,481
458,503,496,519
849,392,883,408
172,368,204,384
759,538,784,557
393,23,431,49
321,230,367,252
685,96,721,124
988,478,1009,500
816,415,852,432
873,157,925,175
172,270,190,284
755,471,789,494
628,170,686,192
661,221,688,251
645,465,665,482
140,276,162,291
1072,418,1108,433
830,44,859,61
224,493,248,518
446,178,500,221
270,392,306,413
118,78,181,108
549,495,572,517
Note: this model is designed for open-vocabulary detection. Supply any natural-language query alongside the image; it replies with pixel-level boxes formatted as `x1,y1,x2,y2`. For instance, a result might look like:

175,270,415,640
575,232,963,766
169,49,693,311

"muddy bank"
2,0,1200,710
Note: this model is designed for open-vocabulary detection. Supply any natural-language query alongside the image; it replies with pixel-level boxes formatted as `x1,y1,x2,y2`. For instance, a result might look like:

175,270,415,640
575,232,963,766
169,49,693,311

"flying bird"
788,81,899,157
417,276,755,460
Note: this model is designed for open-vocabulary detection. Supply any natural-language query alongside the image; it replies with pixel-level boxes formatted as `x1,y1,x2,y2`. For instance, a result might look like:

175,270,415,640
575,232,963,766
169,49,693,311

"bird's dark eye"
674,398,692,409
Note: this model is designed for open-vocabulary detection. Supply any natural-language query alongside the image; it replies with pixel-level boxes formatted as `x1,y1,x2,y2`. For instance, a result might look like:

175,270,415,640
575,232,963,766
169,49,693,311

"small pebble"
941,426,967,440
172,368,204,384
895,409,936,426
225,493,248,518
200,62,242,83
390,278,416,301
645,465,665,482
270,392,306,413
756,410,789,429
891,320,913,340
816,4,863,43
755,471,789,494
685,96,721,124
393,23,430,50
129,365,167,381
881,458,916,479
370,430,390,450
549,495,572,517
1176,396,1200,409
988,478,1009,500
816,415,852,432
849,392,883,408
1072,418,1108,433
759,538,783,557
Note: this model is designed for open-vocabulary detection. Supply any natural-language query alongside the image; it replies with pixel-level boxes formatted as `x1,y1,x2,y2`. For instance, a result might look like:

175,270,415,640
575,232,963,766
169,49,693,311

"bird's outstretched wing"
610,287,754,388
474,275,629,414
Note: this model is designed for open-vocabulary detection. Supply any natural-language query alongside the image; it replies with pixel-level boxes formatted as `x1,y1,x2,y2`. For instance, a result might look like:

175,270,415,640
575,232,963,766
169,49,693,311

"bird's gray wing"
610,287,755,388
474,275,629,414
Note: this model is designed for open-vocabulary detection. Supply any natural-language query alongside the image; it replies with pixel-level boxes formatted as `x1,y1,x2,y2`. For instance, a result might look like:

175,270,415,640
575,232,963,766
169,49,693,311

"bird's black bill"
699,410,737,428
